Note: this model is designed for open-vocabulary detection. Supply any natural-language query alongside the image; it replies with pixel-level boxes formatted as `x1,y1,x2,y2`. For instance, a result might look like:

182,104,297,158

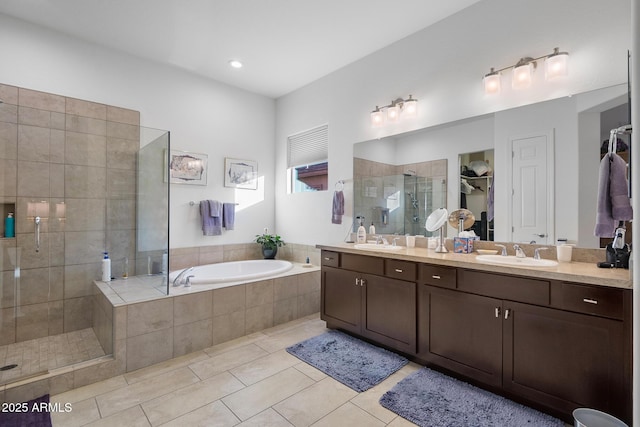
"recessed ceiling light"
229,60,243,69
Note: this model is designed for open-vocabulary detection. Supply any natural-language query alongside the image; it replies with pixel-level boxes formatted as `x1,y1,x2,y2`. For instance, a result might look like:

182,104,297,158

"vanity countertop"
316,243,632,290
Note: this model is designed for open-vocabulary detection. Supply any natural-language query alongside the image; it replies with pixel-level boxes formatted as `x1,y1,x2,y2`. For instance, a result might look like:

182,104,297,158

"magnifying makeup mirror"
448,208,475,233
426,208,448,253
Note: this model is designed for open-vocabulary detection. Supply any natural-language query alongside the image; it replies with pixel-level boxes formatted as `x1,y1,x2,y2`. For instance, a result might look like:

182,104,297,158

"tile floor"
0,328,105,386
50,314,424,427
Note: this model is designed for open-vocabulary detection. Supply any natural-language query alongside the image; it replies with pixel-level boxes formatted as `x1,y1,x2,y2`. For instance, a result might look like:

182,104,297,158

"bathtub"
169,259,294,285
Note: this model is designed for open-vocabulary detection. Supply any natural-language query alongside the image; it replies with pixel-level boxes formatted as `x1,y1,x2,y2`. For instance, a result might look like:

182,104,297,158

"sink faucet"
375,235,389,245
172,267,194,287
513,244,526,258
534,247,549,260
392,237,401,246
495,244,507,256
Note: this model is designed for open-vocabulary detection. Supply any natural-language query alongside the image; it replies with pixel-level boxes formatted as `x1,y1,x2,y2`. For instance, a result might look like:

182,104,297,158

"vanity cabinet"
418,268,630,423
320,251,416,354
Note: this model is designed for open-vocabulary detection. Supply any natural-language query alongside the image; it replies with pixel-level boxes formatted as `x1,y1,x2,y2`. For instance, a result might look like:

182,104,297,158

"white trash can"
573,408,628,427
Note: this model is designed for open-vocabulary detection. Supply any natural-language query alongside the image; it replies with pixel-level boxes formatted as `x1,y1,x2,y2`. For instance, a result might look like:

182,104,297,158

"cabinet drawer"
419,264,456,289
385,259,417,281
321,251,340,267
458,269,549,305
560,283,624,320
341,253,384,276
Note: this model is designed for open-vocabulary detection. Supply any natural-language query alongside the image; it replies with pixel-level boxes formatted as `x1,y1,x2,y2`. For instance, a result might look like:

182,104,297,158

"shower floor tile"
0,328,106,385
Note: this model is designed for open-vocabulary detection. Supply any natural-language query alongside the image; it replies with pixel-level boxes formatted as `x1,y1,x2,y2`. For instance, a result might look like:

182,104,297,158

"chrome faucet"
172,267,194,287
513,244,526,258
375,235,389,245
392,237,401,246
534,247,549,260
495,244,507,256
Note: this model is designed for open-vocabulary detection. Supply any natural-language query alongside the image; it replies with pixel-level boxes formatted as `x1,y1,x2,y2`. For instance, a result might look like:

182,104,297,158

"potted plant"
254,228,285,259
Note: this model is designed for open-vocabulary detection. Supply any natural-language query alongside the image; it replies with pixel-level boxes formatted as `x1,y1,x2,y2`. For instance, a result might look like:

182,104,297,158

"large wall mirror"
353,83,630,249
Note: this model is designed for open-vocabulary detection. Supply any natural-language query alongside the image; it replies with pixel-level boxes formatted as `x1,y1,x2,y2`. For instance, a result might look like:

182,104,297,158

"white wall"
275,0,631,245
0,13,276,248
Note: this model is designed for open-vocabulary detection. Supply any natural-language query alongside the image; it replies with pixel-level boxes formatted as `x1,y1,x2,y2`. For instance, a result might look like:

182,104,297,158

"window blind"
287,124,328,168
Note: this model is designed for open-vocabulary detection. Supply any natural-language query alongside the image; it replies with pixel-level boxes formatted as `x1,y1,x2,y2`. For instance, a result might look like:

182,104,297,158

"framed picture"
167,150,208,185
224,158,258,190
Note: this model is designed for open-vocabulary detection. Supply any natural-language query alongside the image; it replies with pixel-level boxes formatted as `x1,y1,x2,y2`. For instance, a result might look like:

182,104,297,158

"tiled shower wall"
0,84,140,345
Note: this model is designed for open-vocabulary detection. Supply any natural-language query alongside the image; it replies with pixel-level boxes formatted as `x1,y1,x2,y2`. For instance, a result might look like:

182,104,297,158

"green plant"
254,228,285,250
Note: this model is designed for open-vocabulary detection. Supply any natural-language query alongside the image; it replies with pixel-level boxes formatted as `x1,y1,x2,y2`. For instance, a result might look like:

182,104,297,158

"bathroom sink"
354,243,403,251
475,255,558,268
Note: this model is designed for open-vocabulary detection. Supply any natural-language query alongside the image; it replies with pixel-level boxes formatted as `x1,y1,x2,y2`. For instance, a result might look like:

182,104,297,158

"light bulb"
387,104,400,122
512,62,533,90
371,108,384,127
545,50,568,80
483,70,501,95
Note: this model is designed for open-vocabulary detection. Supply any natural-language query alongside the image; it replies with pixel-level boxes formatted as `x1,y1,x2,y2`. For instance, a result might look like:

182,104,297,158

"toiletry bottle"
101,252,111,282
4,213,14,238
369,222,376,235
357,219,366,243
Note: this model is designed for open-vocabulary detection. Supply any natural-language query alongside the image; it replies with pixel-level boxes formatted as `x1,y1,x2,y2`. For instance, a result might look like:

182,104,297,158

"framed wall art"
167,150,208,185
224,158,258,190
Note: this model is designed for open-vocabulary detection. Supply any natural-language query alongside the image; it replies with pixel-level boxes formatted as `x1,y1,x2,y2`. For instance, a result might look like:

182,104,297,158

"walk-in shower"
0,84,169,387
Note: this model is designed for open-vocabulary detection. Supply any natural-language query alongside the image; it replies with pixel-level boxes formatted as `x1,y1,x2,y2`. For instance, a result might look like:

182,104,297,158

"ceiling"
0,0,482,98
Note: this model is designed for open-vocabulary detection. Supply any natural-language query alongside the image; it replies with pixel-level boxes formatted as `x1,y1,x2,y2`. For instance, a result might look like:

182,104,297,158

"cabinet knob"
395,268,403,273
504,308,510,320
432,275,441,280
355,278,359,286
495,307,501,318
583,298,598,305
324,257,332,261
360,278,366,287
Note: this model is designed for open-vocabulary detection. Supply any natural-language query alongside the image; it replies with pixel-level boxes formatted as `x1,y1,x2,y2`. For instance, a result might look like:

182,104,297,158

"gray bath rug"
380,368,565,427
286,330,408,392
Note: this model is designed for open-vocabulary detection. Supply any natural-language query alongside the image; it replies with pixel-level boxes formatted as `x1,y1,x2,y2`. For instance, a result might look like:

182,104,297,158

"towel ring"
335,180,344,191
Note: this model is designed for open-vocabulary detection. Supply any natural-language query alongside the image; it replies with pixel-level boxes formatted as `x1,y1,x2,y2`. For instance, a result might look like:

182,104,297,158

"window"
287,124,328,193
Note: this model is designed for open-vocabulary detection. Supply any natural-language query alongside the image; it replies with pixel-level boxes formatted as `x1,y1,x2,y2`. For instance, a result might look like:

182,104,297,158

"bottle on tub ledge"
101,252,111,282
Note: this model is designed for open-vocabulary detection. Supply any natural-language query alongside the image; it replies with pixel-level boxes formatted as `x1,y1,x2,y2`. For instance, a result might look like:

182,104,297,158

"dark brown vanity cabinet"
320,251,417,354
418,268,630,424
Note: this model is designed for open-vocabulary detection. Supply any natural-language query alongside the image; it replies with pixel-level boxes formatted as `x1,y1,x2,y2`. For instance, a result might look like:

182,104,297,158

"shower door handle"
34,216,41,253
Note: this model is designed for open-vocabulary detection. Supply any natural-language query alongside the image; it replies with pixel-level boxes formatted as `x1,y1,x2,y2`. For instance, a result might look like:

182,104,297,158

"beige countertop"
316,243,632,290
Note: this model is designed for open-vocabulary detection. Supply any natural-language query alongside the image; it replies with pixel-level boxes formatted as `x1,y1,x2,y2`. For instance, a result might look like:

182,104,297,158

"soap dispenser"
101,252,111,282
369,222,376,235
357,218,367,243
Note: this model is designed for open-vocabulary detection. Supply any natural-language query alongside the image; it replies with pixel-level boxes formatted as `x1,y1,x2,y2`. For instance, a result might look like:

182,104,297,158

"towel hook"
335,180,344,191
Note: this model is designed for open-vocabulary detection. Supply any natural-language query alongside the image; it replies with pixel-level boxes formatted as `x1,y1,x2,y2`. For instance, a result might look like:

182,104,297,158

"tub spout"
173,267,194,287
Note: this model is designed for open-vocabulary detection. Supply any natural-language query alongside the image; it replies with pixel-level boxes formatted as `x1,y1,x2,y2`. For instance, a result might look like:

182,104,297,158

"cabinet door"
503,301,628,424
321,267,361,333
362,274,416,354
420,285,503,387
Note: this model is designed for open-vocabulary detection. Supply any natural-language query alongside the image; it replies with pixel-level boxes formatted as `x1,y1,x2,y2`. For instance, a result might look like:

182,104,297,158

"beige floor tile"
230,349,300,385
158,400,240,427
203,331,267,357
292,361,327,382
96,367,200,418
311,402,386,427
239,408,294,427
124,350,210,385
141,371,244,426
85,405,151,427
254,323,328,354
222,367,315,421
51,397,101,427
189,343,268,380
386,415,419,426
51,375,127,404
273,377,357,427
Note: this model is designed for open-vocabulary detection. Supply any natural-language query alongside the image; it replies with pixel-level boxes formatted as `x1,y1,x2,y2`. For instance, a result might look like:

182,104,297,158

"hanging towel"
199,200,216,236
595,153,633,237
207,200,223,236
223,203,236,230
331,190,344,224
487,177,495,222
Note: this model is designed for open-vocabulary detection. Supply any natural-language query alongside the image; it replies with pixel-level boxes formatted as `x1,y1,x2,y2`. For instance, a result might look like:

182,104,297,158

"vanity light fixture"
370,95,418,127
228,59,243,69
483,47,569,95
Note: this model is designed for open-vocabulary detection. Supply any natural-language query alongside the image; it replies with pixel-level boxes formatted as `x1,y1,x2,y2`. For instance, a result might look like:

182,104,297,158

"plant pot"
262,245,278,259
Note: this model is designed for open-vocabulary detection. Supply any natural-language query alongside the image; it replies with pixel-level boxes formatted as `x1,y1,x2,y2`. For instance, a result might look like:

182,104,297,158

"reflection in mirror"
352,83,630,249
459,150,494,241
353,157,447,236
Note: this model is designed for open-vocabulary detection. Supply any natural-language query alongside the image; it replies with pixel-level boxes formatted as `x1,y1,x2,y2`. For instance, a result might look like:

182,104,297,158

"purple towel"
595,153,632,237
332,190,344,224
200,200,222,236
208,200,222,235
487,176,495,222
223,203,235,230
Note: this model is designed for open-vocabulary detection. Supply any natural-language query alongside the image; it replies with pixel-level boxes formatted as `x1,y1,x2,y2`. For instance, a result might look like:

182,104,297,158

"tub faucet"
173,267,194,287
513,244,526,258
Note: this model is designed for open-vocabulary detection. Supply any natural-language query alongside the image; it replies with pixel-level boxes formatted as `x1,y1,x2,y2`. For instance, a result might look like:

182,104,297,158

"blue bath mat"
380,368,565,427
286,330,408,392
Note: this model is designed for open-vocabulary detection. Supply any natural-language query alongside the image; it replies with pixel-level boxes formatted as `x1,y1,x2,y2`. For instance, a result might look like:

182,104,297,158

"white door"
511,134,553,244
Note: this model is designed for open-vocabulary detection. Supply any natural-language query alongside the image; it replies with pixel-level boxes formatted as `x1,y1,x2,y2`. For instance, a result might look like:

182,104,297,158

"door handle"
355,277,359,286
394,269,403,273
504,308,510,320
432,275,441,280
495,307,501,318
533,233,546,238
583,298,598,305
360,278,366,287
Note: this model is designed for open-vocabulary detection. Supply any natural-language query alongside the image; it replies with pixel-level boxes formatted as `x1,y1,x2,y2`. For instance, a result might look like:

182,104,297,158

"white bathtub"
169,259,294,285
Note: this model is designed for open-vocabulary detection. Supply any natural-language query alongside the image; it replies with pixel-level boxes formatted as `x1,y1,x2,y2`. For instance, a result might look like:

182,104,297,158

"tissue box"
453,237,476,253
